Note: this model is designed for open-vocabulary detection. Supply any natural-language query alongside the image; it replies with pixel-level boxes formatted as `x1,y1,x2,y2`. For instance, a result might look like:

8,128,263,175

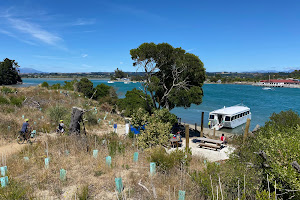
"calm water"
21,78,300,133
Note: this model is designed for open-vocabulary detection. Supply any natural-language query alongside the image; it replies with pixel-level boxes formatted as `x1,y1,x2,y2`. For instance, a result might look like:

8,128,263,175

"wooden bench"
197,137,224,151
199,143,221,151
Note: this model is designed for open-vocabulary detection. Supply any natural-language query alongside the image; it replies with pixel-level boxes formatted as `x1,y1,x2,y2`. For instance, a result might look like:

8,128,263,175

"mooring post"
195,123,197,131
244,118,251,142
201,112,204,137
185,125,189,152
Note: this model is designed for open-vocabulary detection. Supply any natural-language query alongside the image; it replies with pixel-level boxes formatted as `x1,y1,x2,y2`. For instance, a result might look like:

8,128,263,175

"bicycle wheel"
17,135,25,144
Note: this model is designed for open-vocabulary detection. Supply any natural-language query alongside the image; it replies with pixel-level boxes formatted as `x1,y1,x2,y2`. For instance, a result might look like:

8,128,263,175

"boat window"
225,116,230,121
244,112,247,115
239,114,242,118
247,111,250,114
231,117,234,121
209,115,214,119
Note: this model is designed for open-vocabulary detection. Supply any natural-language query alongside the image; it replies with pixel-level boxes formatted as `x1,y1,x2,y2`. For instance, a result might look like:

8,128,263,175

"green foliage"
77,185,90,200
117,88,151,117
131,108,177,148
48,106,68,123
0,96,9,105
0,58,22,85
217,110,300,199
255,190,276,200
130,108,149,129
107,132,125,157
41,82,49,88
191,162,221,199
1,86,17,94
51,83,61,90
114,68,127,79
153,108,177,125
147,146,191,173
94,83,117,104
9,96,24,107
77,78,94,98
130,43,205,110
62,79,78,91
84,112,98,125
0,178,33,199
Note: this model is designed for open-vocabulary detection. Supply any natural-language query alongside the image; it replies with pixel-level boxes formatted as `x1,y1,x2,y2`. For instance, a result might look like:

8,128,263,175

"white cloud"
7,18,62,46
72,18,95,26
0,29,37,45
81,54,88,58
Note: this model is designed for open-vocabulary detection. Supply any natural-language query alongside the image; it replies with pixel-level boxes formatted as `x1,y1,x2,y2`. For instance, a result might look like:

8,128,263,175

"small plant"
94,170,104,177
77,185,90,200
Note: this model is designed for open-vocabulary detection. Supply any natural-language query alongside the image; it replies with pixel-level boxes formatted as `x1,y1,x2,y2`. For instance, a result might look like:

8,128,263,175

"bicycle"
17,128,37,144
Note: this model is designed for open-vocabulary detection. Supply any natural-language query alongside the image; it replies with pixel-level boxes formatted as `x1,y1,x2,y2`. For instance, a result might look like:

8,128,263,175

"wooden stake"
267,174,270,199
185,125,189,152
195,123,197,131
244,174,246,196
238,180,240,200
201,112,204,137
210,175,214,200
243,118,251,142
219,176,223,200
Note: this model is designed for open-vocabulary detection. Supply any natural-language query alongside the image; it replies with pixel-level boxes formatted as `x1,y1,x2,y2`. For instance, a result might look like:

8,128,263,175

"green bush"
51,83,61,90
85,112,97,125
9,96,24,107
0,96,9,105
41,81,49,88
1,86,16,94
147,146,191,173
48,106,68,123
77,185,90,200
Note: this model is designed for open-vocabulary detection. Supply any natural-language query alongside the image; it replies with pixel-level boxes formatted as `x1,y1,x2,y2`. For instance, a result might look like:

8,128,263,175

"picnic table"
198,137,224,151
170,137,182,148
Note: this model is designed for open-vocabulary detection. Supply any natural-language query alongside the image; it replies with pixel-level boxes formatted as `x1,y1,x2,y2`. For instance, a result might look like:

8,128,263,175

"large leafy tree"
130,43,205,110
0,58,22,85
77,78,94,98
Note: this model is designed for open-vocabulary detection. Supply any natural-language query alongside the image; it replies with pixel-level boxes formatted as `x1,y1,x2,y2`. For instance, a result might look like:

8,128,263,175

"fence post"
201,112,204,137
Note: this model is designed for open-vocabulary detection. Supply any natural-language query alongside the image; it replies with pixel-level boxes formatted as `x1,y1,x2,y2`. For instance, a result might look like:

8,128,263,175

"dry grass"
0,86,208,199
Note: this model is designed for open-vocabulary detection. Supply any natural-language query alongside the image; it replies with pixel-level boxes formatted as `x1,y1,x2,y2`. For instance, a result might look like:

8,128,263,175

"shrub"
51,83,61,90
41,81,49,88
0,96,9,105
9,96,24,107
147,146,191,173
48,106,68,123
84,112,97,125
1,86,16,94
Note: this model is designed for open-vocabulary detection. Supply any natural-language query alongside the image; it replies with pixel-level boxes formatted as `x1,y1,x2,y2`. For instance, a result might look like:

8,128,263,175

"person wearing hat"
57,120,64,134
20,119,30,139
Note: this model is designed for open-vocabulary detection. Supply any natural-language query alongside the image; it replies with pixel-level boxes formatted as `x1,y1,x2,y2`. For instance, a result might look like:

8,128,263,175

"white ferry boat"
208,105,251,130
108,81,114,83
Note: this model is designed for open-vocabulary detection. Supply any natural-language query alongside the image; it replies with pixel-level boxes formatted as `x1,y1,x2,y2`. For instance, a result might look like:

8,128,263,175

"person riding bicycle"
20,119,30,140
57,120,64,134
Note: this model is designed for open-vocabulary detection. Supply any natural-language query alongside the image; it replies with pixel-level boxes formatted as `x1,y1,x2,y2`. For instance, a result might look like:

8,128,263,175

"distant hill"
19,68,45,74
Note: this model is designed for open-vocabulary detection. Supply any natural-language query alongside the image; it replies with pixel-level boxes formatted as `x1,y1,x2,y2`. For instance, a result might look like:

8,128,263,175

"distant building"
217,79,222,84
255,79,300,88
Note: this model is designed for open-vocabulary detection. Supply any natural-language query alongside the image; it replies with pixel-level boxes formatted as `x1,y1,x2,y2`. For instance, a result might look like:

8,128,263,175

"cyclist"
20,119,30,140
57,120,64,134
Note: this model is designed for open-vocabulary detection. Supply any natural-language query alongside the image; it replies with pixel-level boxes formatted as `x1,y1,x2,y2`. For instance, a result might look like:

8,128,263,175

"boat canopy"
209,105,250,116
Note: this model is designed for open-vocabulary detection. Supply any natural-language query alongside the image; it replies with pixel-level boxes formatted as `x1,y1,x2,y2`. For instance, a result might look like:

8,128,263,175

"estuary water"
21,78,300,133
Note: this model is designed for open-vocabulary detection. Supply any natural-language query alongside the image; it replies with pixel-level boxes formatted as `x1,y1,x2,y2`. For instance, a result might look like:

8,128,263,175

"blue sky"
0,0,300,73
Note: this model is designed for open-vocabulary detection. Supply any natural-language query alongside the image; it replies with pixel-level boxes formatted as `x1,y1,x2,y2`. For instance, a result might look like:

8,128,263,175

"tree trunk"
69,107,84,134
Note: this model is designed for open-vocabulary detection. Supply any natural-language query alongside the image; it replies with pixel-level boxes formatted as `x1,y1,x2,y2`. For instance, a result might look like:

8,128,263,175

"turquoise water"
21,78,300,133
